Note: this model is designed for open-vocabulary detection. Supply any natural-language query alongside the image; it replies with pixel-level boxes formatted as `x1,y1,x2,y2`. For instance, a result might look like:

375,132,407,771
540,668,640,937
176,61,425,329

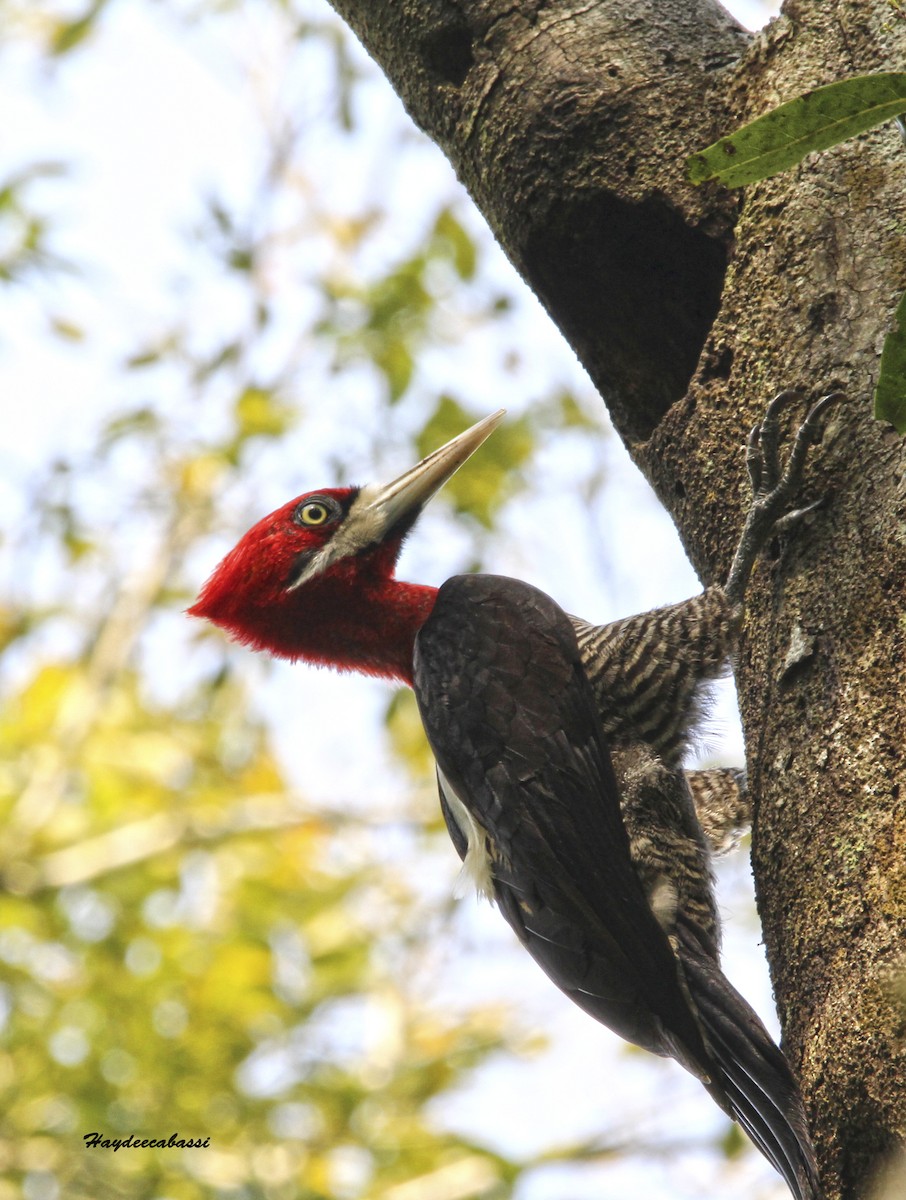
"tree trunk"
324,1,906,1196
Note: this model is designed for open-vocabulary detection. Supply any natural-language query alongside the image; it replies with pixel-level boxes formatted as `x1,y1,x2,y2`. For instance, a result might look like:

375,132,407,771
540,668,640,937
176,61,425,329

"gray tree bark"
324,2,906,1196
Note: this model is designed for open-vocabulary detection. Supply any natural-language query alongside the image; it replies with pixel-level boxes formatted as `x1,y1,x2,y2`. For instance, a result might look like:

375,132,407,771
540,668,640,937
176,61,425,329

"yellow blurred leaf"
179,452,227,500
234,386,293,440
384,689,433,778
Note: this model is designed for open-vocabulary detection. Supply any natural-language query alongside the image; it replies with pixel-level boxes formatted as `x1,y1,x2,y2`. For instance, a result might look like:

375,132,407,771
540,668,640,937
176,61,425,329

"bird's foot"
724,390,844,607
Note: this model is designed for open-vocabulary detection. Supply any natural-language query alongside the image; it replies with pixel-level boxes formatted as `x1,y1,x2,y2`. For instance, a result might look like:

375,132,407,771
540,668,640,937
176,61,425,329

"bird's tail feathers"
676,923,823,1200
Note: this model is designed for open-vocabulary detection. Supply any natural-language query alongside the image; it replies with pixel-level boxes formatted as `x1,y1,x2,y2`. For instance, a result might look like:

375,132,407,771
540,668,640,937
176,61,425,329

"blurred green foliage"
0,162,71,286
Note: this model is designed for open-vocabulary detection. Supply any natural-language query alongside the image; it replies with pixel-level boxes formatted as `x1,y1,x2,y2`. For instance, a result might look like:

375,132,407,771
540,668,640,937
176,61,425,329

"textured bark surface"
325,2,906,1197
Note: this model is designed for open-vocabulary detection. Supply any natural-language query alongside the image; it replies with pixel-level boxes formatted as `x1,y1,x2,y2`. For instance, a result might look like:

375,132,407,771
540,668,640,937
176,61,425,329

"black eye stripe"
283,549,316,589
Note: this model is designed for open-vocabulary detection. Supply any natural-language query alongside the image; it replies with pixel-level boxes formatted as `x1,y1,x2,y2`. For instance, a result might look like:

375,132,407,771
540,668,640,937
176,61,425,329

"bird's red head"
188,410,505,685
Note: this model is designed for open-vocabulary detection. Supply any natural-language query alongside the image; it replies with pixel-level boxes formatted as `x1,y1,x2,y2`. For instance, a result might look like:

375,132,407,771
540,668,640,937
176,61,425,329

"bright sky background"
1,1,788,1197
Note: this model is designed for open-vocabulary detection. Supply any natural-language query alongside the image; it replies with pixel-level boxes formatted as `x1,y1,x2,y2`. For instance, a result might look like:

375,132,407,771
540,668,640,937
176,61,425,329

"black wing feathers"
414,574,712,1068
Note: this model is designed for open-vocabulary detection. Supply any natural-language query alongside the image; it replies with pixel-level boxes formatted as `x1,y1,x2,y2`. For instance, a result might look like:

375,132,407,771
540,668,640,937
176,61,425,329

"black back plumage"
414,572,711,1068
413,573,821,1200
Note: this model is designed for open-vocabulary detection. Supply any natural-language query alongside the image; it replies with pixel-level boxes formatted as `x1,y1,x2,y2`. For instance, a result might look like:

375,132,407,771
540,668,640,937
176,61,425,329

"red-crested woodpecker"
190,394,838,1200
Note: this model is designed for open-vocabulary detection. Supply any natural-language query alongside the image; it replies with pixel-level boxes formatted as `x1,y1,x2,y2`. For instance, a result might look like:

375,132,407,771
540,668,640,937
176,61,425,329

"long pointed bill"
286,409,506,592
364,408,506,530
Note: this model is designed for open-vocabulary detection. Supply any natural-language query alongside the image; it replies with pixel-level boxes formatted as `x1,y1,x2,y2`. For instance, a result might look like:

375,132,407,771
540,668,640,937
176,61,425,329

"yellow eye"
299,502,328,525
295,500,332,527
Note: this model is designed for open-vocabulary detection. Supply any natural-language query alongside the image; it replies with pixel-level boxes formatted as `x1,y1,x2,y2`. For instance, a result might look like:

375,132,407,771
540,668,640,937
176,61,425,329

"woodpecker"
190,393,837,1200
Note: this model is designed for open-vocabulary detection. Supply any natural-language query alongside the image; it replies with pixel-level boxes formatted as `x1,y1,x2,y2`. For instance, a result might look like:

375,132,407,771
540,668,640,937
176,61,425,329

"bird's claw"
772,496,827,535
725,390,844,607
746,388,800,495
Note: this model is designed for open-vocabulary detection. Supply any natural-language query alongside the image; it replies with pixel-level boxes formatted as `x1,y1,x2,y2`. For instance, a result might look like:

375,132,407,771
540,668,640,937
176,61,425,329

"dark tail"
676,922,823,1200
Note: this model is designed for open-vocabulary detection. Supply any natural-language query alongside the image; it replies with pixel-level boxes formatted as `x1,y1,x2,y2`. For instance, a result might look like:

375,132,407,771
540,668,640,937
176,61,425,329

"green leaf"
49,316,85,342
50,0,110,57
234,385,292,440
688,73,906,188
99,407,160,450
433,208,478,281
375,339,414,402
875,289,906,433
